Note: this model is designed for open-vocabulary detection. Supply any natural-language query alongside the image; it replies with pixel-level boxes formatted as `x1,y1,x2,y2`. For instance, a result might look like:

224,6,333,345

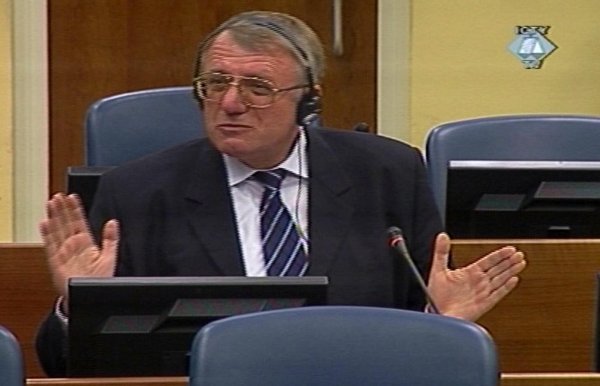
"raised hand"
427,232,527,321
39,193,119,311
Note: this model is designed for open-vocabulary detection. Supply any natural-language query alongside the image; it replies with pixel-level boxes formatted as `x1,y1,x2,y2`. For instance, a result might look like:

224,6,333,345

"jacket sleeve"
35,307,68,376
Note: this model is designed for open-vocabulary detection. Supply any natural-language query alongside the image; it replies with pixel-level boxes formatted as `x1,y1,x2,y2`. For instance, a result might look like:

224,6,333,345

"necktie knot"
254,169,286,191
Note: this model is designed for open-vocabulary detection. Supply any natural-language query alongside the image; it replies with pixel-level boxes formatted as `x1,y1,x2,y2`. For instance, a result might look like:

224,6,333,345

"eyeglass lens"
195,74,276,107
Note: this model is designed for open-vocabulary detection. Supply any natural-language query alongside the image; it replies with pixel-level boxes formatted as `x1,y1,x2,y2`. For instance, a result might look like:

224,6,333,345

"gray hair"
193,11,326,84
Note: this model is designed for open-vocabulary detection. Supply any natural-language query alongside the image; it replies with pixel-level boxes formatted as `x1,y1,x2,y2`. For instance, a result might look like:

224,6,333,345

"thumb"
101,219,120,260
430,232,451,276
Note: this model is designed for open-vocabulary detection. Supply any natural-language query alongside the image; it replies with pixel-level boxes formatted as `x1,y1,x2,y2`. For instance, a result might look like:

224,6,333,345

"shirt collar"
223,128,308,187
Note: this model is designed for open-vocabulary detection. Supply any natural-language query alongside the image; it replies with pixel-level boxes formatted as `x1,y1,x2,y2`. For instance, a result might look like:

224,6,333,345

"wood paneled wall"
453,239,600,372
0,244,55,377
48,0,377,194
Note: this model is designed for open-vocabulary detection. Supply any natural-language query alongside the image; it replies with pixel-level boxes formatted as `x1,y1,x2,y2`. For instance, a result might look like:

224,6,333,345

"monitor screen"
446,160,600,239
68,276,328,377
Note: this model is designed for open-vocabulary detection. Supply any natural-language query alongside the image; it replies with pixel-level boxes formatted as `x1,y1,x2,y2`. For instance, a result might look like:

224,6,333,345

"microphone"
387,226,440,314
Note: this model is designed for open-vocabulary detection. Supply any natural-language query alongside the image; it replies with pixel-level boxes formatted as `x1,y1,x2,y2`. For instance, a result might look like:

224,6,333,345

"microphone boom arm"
387,226,440,314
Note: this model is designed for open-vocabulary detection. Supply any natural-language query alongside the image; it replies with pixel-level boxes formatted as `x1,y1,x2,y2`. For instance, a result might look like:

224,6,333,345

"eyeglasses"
193,72,309,108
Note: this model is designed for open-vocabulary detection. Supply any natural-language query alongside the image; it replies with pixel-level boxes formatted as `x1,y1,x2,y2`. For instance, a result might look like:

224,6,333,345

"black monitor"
68,276,328,377
66,166,114,214
445,160,600,239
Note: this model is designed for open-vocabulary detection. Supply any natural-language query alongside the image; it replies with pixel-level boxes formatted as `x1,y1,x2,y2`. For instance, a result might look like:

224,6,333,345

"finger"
43,194,61,243
64,194,94,242
101,219,119,249
489,259,527,291
65,194,87,228
430,232,451,276
44,193,95,265
46,193,81,246
43,194,69,256
483,250,525,279
488,275,521,304
98,219,120,275
471,276,521,319
473,246,518,273
40,222,59,267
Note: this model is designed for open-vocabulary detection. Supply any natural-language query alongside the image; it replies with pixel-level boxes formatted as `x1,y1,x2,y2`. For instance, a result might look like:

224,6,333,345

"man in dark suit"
36,11,526,376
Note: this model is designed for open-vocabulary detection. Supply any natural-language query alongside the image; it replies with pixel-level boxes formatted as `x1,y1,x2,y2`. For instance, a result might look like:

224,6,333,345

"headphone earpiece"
296,88,322,128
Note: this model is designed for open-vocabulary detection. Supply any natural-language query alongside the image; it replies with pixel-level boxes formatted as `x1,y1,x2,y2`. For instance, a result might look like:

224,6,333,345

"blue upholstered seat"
85,86,203,166
189,306,499,386
0,325,25,386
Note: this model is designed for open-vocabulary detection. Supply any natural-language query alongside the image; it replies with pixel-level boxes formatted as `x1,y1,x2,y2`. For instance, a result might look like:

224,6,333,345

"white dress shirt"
223,129,309,276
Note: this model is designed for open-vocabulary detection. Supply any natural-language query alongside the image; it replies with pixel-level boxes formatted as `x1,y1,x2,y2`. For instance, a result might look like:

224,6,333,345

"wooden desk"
27,378,187,385
23,373,600,385
0,243,54,378
501,373,600,386
5,240,600,377
452,239,600,373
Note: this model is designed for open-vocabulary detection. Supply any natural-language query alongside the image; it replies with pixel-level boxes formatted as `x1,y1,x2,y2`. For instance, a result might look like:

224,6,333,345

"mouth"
216,123,253,133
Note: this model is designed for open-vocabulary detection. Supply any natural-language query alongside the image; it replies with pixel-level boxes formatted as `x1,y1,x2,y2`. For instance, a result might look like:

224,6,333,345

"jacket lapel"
305,129,355,276
183,142,245,276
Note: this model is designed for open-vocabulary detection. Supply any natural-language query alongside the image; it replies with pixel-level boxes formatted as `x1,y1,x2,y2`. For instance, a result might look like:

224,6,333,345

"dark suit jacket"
36,127,443,376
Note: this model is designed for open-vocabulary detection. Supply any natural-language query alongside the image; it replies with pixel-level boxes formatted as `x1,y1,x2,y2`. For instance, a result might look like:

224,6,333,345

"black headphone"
193,18,322,128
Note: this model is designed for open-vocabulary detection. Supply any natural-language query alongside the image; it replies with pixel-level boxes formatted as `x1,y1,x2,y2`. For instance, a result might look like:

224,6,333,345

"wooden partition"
27,378,187,386
47,1,377,194
452,239,600,373
0,244,54,378
23,373,600,386
502,373,600,386
5,240,600,377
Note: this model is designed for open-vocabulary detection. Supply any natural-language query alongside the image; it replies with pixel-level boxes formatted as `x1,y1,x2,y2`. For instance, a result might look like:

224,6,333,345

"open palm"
427,232,526,321
39,193,119,309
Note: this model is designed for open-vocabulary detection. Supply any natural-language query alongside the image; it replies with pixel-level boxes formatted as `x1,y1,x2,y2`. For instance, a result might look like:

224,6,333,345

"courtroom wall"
0,0,13,241
9,1,600,240
410,0,600,146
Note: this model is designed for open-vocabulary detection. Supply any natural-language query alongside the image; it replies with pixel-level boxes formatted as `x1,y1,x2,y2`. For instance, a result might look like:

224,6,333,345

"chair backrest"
424,114,600,221
85,86,203,166
0,325,25,386
189,306,499,386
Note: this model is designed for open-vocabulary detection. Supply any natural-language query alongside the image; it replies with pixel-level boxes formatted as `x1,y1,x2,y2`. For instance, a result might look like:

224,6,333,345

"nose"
219,83,248,114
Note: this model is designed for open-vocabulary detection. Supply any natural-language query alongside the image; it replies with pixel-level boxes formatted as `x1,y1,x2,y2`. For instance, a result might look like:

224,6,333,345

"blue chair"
0,325,25,386
85,86,203,166
189,306,499,386
424,114,600,221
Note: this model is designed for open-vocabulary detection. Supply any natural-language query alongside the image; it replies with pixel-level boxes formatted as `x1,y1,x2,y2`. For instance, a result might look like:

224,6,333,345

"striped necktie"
254,169,308,276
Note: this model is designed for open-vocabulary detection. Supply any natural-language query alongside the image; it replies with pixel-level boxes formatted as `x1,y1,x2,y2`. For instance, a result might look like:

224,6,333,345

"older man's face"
200,31,305,169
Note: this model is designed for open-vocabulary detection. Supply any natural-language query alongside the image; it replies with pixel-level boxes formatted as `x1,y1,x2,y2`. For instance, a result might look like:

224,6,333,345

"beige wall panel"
0,0,13,241
410,0,600,147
